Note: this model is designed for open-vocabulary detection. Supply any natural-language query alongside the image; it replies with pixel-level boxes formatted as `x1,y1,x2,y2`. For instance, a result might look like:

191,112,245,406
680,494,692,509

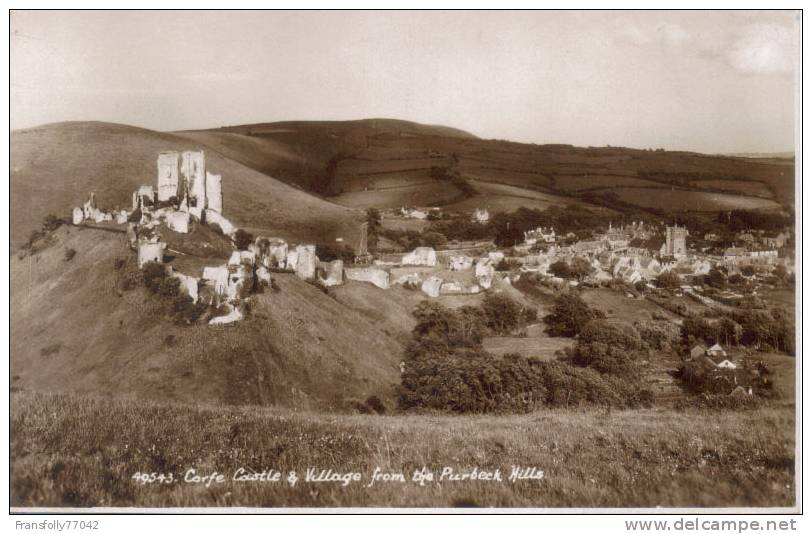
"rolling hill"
176,119,794,217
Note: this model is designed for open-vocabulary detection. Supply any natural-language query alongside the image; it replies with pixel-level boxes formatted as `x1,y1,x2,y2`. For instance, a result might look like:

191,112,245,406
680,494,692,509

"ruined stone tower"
205,171,222,214
157,152,180,202
181,150,206,217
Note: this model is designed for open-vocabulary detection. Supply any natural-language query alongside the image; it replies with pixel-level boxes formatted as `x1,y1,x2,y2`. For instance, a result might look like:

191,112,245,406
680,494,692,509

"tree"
657,270,681,290
707,268,728,290
681,315,720,345
366,208,381,251
233,229,254,251
481,293,523,335
548,260,572,279
420,231,447,249
544,294,605,337
718,317,743,346
569,257,593,281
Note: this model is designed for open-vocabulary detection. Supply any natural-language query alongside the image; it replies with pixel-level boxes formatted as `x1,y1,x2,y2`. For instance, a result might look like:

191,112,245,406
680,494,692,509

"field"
332,181,463,210
482,324,574,361
605,187,782,212
11,391,796,508
444,180,589,214
579,288,681,324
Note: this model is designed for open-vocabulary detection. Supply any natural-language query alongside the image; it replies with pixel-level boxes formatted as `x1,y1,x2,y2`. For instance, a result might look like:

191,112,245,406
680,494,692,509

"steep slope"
11,121,365,249
11,226,402,409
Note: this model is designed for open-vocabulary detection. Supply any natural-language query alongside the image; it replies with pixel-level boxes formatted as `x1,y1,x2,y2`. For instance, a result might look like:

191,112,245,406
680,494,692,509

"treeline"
680,309,795,356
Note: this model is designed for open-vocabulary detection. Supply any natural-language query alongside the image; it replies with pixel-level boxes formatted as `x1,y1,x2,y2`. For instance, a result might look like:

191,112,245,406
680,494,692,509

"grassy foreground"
11,391,795,508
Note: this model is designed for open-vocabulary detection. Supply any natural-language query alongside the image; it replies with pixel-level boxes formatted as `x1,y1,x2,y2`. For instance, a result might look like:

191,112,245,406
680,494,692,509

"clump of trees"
657,270,681,290
399,293,652,412
548,258,593,281
544,293,605,337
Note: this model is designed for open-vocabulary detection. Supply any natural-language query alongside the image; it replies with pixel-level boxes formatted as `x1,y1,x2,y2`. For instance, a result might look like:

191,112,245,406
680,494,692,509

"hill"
10,225,402,410
11,121,366,249
176,120,794,217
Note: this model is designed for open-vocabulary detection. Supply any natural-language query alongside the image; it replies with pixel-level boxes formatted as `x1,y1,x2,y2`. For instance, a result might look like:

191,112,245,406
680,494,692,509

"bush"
43,214,64,232
365,396,387,415
63,248,76,262
233,229,254,251
172,295,208,324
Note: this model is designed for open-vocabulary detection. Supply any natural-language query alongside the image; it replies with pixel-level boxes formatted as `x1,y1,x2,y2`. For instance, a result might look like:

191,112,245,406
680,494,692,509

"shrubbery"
399,294,652,412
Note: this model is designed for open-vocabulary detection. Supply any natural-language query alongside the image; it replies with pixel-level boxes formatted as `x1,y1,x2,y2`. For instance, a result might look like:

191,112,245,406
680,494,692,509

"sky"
10,10,800,153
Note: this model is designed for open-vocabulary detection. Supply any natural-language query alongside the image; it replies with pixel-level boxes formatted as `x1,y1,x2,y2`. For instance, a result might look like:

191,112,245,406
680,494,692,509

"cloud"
727,23,795,73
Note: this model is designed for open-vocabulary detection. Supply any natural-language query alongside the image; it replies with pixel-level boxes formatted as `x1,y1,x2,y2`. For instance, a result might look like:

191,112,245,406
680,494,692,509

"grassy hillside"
177,120,794,216
11,226,401,409
11,121,365,249
11,391,795,508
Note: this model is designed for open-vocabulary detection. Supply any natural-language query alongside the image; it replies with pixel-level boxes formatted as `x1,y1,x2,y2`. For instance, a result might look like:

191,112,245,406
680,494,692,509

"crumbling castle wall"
138,240,166,267
173,271,200,303
402,247,437,266
345,267,389,289
421,276,443,297
205,209,236,237
294,245,317,280
165,210,190,234
319,260,344,286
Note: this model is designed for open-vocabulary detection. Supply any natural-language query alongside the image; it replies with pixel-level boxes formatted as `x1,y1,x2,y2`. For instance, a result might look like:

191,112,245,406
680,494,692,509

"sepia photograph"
8,8,802,516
